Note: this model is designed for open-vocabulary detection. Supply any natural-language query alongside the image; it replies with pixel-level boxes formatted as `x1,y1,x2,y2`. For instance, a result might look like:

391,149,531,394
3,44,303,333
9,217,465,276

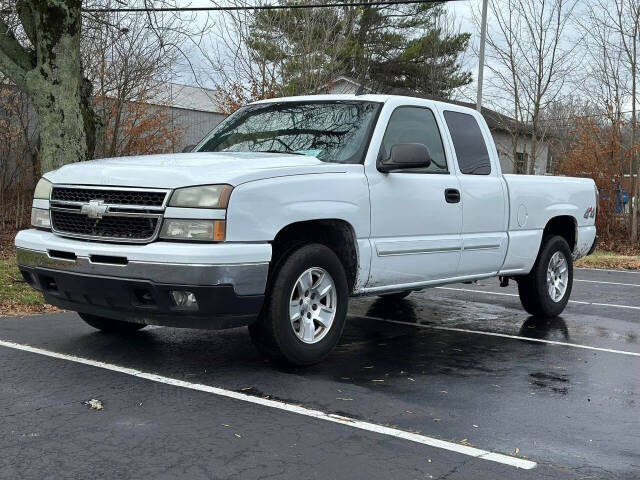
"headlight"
34,178,52,199
169,184,232,208
31,208,51,228
160,219,226,241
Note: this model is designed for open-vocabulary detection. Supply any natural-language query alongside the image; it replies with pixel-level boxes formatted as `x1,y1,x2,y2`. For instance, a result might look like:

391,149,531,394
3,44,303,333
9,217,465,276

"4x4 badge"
584,206,595,219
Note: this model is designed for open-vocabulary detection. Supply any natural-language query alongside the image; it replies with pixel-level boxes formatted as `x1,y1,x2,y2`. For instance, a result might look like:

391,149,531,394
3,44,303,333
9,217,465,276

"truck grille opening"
51,187,167,207
49,186,168,243
51,210,159,241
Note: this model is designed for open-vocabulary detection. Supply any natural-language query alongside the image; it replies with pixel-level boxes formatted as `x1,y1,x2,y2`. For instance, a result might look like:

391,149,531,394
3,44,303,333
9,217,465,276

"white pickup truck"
16,94,598,365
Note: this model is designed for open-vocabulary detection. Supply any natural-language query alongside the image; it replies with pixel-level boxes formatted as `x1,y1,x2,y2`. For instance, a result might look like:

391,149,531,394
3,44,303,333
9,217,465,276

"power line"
83,0,459,13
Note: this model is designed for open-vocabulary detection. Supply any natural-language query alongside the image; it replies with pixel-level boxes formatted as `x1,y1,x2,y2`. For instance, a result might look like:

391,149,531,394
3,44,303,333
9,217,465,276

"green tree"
248,1,471,98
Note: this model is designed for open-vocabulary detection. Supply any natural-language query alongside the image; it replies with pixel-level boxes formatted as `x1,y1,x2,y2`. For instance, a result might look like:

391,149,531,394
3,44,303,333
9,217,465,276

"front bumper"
15,229,271,329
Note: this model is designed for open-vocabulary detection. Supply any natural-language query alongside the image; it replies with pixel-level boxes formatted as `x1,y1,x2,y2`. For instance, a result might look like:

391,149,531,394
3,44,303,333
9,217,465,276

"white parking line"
575,279,640,287
435,287,640,311
0,339,536,470
576,267,640,274
357,316,640,358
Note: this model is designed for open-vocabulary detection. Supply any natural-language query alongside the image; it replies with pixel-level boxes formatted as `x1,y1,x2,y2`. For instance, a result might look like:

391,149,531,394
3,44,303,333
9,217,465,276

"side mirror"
182,144,196,153
378,143,432,173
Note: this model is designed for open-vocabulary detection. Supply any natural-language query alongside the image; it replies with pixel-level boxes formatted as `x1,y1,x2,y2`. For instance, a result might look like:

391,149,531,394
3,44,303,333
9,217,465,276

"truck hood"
44,152,348,189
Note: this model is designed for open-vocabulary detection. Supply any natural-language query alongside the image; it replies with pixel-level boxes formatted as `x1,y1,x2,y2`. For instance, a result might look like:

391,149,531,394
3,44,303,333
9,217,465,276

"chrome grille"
49,186,168,243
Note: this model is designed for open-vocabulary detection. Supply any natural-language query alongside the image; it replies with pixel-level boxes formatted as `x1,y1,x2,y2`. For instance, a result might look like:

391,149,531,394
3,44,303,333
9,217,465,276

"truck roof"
251,94,478,115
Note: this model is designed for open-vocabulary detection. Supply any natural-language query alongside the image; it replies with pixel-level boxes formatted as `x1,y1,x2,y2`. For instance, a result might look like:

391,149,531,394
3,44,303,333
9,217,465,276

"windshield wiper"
257,149,306,156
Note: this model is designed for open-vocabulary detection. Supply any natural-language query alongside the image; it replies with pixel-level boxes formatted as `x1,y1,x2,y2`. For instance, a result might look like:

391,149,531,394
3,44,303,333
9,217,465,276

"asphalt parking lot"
1,267,639,479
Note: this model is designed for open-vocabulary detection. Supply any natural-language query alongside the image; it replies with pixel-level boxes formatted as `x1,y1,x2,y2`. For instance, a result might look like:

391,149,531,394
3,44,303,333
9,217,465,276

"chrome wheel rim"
546,251,569,303
289,267,337,344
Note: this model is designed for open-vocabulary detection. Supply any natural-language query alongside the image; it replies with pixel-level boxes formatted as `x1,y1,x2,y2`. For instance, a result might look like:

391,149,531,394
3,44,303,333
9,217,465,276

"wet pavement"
1,267,639,479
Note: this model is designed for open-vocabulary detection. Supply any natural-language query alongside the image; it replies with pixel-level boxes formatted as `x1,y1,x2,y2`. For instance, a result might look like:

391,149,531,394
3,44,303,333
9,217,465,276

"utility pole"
476,0,489,112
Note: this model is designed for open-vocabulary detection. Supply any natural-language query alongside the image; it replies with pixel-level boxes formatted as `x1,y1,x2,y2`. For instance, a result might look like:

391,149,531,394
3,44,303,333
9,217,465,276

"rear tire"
249,244,348,366
516,235,573,318
79,313,146,333
378,290,411,301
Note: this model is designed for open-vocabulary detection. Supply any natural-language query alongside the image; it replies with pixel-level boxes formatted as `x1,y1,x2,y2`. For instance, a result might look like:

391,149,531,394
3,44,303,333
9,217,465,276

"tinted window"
197,101,381,164
443,111,491,175
380,107,448,174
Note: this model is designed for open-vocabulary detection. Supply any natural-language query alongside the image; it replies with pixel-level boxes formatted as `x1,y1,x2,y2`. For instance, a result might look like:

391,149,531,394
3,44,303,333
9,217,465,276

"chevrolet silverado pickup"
15,94,598,365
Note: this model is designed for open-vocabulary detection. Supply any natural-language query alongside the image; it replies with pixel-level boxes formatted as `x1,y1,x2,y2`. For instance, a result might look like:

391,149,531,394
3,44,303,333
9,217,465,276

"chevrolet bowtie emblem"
81,199,109,219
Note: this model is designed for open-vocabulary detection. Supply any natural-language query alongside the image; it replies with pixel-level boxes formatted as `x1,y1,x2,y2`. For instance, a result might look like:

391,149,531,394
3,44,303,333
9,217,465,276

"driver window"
380,106,448,174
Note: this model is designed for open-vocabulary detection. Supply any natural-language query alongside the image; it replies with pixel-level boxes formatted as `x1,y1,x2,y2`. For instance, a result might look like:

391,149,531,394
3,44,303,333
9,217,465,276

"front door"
366,103,463,289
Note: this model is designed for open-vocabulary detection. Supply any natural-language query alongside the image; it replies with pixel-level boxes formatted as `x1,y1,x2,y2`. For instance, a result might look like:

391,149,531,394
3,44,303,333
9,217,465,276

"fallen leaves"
83,399,103,411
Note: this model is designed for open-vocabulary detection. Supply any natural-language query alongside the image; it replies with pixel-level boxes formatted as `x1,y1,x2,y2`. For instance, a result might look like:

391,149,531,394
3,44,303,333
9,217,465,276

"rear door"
365,99,462,289
439,107,508,277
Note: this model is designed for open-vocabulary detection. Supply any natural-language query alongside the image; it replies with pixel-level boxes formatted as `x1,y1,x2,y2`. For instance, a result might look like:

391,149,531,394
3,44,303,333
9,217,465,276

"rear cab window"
443,111,491,175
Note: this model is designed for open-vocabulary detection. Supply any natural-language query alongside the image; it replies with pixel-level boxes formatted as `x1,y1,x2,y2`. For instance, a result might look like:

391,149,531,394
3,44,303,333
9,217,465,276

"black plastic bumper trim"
20,267,263,330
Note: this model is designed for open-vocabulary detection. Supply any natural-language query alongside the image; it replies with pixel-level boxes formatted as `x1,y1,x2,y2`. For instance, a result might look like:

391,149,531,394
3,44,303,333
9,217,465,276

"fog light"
170,290,198,310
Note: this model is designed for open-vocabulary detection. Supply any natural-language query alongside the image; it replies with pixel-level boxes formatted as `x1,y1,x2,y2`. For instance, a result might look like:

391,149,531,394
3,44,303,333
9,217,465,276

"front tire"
249,244,348,366
517,235,573,318
79,313,146,333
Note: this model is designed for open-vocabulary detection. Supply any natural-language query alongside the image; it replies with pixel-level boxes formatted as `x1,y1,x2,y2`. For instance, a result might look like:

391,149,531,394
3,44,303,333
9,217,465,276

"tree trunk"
0,0,98,174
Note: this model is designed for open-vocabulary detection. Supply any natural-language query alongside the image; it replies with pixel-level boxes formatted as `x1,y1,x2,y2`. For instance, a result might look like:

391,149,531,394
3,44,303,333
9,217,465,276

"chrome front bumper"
16,248,268,296
15,229,271,296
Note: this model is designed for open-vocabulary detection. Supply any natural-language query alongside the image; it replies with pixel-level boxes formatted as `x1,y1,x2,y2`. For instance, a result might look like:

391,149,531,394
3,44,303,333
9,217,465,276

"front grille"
51,210,159,241
51,187,166,207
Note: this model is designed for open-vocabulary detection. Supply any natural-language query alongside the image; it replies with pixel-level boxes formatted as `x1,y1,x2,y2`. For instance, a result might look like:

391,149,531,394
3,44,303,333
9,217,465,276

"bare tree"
82,3,183,157
588,0,640,240
482,0,578,175
0,0,210,173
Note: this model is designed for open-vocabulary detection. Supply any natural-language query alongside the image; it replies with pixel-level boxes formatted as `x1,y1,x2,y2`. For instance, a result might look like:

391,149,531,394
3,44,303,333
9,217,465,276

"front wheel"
517,235,573,318
249,244,348,366
79,313,146,333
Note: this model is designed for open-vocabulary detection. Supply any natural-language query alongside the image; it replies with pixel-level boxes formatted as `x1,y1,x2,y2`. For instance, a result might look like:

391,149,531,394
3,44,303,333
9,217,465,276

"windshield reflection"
197,101,381,164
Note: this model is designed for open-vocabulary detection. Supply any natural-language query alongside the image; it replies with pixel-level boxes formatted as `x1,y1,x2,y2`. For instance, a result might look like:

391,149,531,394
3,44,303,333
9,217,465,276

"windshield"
196,100,381,164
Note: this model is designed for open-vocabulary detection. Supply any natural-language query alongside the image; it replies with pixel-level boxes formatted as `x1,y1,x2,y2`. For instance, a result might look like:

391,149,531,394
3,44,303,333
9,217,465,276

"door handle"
445,188,461,203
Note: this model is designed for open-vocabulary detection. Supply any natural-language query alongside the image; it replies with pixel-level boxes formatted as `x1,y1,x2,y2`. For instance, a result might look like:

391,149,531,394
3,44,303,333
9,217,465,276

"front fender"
225,169,370,242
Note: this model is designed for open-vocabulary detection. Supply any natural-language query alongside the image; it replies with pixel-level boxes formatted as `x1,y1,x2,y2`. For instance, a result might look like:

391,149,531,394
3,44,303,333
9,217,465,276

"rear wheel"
516,235,573,318
79,313,146,333
378,290,412,301
249,244,348,366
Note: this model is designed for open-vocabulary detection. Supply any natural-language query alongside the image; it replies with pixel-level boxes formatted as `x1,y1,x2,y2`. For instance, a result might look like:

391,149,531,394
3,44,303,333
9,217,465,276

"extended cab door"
365,99,463,289
439,107,509,277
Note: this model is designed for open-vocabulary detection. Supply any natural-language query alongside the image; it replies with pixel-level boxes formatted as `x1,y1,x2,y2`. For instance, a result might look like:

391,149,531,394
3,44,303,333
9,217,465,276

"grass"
575,250,640,270
0,256,58,316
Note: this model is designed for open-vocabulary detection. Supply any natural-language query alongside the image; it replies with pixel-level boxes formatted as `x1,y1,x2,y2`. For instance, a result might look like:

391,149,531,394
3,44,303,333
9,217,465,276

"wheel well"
271,220,358,292
543,216,576,252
